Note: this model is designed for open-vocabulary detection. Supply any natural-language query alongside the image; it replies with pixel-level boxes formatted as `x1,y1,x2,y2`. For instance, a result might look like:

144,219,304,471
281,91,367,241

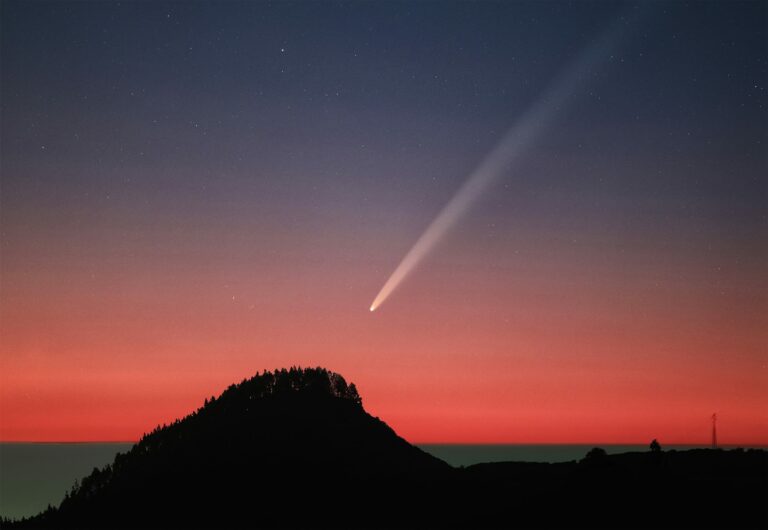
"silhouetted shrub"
582,447,608,466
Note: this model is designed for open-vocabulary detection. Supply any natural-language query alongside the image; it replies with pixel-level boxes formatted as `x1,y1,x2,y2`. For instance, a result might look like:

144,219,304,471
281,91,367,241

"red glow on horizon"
1,186,766,445
1,245,766,444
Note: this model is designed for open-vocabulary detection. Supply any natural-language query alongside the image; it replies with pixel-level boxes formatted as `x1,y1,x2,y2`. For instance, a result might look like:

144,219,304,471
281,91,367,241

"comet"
369,10,642,312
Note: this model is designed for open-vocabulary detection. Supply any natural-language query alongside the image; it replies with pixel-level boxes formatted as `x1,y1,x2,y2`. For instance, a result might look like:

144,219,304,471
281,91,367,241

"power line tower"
711,413,717,449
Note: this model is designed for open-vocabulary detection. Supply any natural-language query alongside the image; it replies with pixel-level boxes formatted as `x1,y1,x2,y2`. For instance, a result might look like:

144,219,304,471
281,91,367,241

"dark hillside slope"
18,368,449,528
449,448,767,528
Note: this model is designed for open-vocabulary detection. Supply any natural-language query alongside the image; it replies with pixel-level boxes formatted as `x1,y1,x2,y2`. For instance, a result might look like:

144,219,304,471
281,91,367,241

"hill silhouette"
6,367,767,529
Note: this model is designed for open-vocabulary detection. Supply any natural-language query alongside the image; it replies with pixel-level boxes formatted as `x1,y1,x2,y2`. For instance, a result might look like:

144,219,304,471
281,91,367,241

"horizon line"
3,440,767,447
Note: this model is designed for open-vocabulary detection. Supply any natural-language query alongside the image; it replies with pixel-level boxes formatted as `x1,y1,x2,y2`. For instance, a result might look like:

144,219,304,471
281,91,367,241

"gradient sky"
1,1,766,444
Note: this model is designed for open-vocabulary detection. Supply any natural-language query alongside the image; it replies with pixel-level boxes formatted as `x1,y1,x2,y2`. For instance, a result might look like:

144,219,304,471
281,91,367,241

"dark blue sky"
3,2,764,226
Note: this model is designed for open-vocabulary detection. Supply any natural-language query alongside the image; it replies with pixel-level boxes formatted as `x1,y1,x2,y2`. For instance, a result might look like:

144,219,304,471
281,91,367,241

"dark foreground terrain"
5,368,766,529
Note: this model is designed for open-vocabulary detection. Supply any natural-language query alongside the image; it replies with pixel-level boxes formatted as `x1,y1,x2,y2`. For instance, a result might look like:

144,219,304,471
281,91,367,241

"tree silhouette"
584,447,607,461
650,439,662,452
581,447,609,469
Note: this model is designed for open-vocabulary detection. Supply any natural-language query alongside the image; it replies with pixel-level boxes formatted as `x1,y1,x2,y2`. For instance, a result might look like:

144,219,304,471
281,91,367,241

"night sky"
1,1,766,443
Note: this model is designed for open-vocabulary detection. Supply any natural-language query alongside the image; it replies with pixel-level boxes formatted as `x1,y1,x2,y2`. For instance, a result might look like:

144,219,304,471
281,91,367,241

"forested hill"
12,367,450,528
7,367,767,529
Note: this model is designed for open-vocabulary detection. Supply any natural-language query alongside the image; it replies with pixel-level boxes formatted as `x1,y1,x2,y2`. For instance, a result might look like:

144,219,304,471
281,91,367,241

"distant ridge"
6,367,766,529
